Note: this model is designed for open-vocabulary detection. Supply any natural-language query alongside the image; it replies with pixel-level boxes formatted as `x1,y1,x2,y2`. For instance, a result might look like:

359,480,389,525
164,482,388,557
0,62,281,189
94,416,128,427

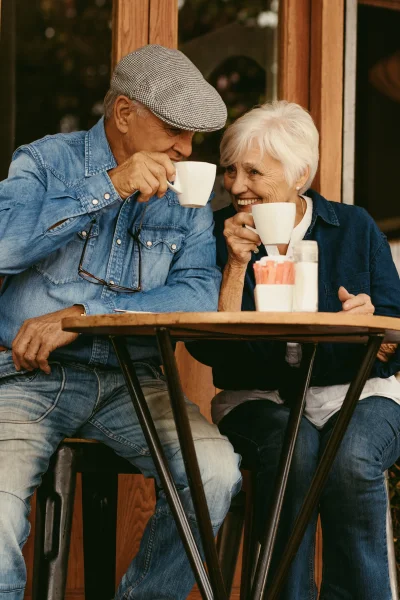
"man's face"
125,108,194,162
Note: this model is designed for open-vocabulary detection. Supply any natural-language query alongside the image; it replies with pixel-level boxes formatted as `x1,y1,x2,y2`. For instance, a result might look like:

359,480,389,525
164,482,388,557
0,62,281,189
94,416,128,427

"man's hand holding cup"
109,151,176,202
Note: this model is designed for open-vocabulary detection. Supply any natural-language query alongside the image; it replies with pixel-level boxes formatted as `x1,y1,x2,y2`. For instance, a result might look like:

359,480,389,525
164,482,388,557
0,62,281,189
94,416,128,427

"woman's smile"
236,197,266,206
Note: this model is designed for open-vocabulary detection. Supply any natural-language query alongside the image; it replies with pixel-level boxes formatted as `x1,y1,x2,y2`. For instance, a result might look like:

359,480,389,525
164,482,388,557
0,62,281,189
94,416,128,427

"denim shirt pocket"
33,223,99,285
135,226,186,291
323,271,371,312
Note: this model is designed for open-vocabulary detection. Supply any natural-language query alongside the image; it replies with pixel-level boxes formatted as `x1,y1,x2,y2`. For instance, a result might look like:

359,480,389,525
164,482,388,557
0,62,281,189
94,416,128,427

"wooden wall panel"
310,0,345,201
115,475,156,586
112,0,150,67
278,0,311,108
149,0,178,48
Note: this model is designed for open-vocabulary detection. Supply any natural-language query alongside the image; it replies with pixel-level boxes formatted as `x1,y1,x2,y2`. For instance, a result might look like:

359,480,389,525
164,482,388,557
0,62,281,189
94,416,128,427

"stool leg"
82,471,118,600
217,490,245,596
32,445,77,600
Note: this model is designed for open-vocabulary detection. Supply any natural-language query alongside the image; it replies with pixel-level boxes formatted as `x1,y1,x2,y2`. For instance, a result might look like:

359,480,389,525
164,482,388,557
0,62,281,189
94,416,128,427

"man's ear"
113,95,134,133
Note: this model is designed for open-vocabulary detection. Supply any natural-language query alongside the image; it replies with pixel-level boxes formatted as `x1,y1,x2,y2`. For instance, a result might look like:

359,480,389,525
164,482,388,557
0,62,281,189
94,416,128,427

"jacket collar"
84,117,117,176
307,189,340,229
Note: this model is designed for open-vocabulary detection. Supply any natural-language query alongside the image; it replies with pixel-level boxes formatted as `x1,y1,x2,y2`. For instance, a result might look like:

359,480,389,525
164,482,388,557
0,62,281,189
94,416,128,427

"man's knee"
196,437,241,494
194,437,242,526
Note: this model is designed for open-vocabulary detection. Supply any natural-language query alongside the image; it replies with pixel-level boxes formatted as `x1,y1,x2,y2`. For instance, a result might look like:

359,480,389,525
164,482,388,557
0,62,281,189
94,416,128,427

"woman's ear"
113,95,134,133
296,166,310,191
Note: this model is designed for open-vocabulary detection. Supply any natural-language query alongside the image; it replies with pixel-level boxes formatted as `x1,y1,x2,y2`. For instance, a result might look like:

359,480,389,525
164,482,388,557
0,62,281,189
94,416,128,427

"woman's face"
223,144,296,214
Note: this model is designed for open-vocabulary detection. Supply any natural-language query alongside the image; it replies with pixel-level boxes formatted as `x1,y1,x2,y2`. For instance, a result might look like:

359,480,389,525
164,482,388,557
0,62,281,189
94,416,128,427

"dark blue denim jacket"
188,190,400,390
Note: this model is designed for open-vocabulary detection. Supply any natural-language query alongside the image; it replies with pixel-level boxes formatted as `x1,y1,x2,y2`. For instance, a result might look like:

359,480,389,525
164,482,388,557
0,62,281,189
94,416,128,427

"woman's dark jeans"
219,396,400,600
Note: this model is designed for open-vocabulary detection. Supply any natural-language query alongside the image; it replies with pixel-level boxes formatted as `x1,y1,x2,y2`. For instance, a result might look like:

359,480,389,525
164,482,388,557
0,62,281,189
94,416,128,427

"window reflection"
15,0,112,148
178,0,279,208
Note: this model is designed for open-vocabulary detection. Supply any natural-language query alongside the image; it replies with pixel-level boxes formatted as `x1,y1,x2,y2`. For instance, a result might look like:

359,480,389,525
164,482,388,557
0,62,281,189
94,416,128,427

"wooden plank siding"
309,0,345,202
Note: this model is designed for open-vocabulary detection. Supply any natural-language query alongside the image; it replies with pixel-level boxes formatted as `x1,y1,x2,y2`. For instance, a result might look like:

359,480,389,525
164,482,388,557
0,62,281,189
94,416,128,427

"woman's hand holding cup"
223,212,261,267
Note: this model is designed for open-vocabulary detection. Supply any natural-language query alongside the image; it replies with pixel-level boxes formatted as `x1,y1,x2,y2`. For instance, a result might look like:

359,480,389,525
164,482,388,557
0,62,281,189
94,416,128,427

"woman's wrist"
225,259,248,276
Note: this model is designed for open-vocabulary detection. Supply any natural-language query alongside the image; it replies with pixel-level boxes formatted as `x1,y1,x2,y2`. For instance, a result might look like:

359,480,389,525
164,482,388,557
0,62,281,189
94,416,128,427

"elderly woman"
189,101,400,599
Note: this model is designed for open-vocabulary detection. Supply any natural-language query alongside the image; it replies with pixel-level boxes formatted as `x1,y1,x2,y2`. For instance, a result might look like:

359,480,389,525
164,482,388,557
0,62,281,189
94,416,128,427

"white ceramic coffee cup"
167,161,217,208
252,202,296,245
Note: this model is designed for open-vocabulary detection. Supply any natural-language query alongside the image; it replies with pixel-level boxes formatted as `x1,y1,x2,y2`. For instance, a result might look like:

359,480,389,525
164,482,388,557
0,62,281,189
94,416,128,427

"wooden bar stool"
32,438,146,600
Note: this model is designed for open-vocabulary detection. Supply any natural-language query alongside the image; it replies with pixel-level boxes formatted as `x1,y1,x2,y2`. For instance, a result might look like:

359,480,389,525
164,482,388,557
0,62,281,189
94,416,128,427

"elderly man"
0,45,241,600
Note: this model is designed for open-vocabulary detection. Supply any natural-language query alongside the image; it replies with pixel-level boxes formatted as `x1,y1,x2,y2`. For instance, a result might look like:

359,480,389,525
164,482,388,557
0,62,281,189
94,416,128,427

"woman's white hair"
220,101,319,194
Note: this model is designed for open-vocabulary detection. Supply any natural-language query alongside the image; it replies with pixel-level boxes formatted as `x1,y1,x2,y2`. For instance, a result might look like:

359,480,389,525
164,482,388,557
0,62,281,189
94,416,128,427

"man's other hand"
108,151,176,202
12,305,83,374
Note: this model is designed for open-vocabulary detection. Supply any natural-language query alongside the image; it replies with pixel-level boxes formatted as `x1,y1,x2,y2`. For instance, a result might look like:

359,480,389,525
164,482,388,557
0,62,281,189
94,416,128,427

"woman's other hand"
224,212,261,267
377,343,398,362
338,287,398,362
338,286,375,315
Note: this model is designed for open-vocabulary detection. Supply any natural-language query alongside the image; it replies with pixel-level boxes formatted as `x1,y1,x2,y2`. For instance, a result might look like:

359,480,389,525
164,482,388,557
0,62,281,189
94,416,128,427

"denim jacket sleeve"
82,205,222,314
0,148,119,275
320,222,400,384
369,231,400,377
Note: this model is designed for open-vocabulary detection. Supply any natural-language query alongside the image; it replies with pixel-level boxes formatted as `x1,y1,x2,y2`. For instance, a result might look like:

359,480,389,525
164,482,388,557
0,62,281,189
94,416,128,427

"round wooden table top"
62,312,400,344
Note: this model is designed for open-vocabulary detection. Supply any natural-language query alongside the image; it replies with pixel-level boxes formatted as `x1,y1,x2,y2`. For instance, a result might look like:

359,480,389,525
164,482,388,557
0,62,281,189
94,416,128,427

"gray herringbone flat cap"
110,45,227,132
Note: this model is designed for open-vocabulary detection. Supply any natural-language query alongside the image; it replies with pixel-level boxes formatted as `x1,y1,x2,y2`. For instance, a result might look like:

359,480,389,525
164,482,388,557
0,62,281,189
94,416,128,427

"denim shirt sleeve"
0,148,119,275
82,204,222,315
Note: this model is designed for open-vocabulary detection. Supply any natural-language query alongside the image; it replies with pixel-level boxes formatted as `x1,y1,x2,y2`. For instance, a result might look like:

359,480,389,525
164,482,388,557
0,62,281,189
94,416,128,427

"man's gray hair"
103,89,150,120
220,101,319,194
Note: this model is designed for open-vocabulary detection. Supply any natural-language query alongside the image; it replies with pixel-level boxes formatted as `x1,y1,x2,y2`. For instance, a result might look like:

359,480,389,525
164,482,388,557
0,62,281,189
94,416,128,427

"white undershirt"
212,196,400,428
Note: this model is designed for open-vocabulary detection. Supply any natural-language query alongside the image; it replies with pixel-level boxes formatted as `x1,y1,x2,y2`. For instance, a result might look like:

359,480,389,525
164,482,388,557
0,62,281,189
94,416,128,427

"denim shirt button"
81,231,87,238
92,199,99,205
116,239,122,245
109,280,115,285
146,241,153,247
104,193,110,200
171,244,177,250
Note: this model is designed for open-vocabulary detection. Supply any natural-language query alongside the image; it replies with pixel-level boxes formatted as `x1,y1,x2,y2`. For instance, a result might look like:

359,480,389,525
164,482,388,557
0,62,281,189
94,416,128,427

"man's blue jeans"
219,395,400,600
0,351,241,600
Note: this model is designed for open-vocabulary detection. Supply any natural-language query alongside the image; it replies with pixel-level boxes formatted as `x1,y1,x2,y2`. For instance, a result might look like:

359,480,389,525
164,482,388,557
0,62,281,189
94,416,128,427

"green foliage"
15,0,112,146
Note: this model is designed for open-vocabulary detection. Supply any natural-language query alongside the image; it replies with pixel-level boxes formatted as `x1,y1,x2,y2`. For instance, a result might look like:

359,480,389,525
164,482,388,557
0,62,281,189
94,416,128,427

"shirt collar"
307,189,340,229
84,117,117,176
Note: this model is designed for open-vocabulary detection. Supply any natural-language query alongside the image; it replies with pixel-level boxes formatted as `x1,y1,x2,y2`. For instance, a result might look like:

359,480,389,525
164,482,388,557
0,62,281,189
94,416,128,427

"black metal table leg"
266,334,383,600
111,337,213,600
250,343,317,600
156,327,228,600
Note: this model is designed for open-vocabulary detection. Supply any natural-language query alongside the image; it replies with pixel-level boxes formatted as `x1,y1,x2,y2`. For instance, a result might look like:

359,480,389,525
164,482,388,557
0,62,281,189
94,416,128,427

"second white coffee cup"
167,161,217,208
252,202,296,245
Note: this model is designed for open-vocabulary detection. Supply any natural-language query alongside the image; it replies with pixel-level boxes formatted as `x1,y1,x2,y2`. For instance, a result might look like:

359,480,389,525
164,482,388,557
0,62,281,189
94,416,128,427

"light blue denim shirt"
0,118,221,368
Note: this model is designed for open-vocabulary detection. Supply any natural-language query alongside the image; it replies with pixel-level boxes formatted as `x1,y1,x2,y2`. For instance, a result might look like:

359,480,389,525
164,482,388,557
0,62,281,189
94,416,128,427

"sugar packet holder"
253,256,295,312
